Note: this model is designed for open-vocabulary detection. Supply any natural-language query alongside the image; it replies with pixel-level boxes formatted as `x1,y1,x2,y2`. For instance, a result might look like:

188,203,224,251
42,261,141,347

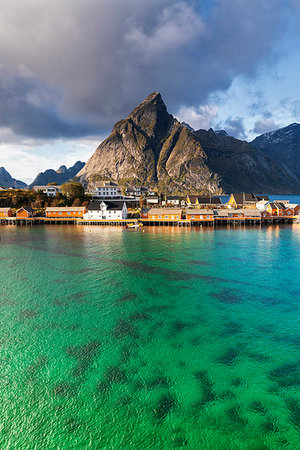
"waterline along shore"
0,214,297,227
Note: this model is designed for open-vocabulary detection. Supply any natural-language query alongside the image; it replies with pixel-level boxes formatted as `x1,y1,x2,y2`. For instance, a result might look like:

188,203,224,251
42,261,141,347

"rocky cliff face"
78,93,300,193
0,167,27,189
29,161,85,188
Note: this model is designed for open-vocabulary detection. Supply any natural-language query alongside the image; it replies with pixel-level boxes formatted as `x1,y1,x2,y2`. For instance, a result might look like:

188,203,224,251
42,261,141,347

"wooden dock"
0,215,297,227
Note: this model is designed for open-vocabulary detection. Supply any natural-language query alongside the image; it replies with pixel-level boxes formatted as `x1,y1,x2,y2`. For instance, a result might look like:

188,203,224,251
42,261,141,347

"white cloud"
252,118,279,135
0,137,100,182
176,104,219,130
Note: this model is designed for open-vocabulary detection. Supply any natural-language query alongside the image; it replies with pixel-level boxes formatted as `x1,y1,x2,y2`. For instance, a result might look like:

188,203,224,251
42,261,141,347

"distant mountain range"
77,92,300,193
0,161,85,190
0,167,27,189
28,161,85,189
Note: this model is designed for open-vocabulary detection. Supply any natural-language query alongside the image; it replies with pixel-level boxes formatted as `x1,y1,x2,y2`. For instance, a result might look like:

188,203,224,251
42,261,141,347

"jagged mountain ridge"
29,161,85,189
78,92,300,193
0,167,27,189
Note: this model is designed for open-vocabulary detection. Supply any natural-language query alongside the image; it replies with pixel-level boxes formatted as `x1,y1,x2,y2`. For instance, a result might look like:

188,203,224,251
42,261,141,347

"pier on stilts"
0,216,296,227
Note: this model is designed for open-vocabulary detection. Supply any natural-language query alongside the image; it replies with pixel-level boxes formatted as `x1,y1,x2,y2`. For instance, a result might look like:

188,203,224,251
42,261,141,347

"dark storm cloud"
0,72,97,138
0,0,295,138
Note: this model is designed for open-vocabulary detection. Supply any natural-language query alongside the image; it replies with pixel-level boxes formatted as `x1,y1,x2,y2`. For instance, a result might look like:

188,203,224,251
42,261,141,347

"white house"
146,196,159,206
125,185,149,197
162,195,180,206
256,200,269,211
33,185,61,196
84,201,127,220
92,181,123,199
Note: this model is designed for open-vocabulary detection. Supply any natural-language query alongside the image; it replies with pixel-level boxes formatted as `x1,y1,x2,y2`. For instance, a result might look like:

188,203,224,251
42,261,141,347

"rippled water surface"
0,224,300,449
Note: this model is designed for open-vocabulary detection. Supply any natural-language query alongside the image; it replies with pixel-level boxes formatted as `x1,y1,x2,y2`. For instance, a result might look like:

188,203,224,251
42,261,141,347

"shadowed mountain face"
78,93,300,194
0,167,27,189
29,161,85,189
251,124,300,183
194,129,300,194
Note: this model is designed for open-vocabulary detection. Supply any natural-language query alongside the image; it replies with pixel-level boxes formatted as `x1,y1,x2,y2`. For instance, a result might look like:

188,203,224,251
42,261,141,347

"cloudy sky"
1,0,300,183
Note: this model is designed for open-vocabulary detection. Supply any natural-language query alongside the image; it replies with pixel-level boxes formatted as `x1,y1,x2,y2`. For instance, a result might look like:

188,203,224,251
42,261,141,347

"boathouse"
266,202,286,216
186,195,222,208
285,204,300,215
16,207,34,218
45,207,87,218
185,209,214,221
261,210,271,218
83,201,127,220
147,208,183,220
228,193,269,208
140,208,150,219
0,207,13,218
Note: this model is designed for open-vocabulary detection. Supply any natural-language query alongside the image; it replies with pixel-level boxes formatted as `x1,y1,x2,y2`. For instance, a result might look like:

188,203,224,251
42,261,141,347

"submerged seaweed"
27,356,48,378
249,401,268,415
268,361,300,388
153,393,177,420
104,367,128,383
218,348,240,366
19,309,38,319
286,399,300,429
129,312,151,321
147,374,172,390
112,320,139,339
193,371,216,406
226,405,247,425
53,382,78,398
117,292,138,304
66,340,101,378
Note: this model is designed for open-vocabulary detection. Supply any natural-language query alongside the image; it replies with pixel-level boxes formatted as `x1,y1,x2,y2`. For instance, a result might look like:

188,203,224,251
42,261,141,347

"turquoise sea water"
0,224,300,449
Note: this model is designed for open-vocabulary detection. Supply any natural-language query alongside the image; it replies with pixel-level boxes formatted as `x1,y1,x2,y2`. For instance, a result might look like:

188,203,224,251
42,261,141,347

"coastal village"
0,180,300,227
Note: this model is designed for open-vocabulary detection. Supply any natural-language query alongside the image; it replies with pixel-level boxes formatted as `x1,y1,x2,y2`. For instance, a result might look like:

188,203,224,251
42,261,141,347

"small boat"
126,223,143,229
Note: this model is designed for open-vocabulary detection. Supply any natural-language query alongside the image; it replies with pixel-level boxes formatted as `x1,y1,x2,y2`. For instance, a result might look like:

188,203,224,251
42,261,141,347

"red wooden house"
16,207,34,218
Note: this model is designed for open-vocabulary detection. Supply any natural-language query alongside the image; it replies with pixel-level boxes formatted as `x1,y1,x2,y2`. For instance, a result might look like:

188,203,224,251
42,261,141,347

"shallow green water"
0,224,300,449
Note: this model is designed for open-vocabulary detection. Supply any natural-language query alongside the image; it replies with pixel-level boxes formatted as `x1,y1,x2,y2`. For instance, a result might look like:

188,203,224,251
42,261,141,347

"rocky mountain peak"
0,167,27,188
0,167,9,176
126,91,173,142
57,165,67,174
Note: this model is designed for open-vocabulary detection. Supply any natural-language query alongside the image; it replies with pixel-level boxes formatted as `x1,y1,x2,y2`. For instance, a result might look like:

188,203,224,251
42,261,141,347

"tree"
72,198,81,206
60,182,84,199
